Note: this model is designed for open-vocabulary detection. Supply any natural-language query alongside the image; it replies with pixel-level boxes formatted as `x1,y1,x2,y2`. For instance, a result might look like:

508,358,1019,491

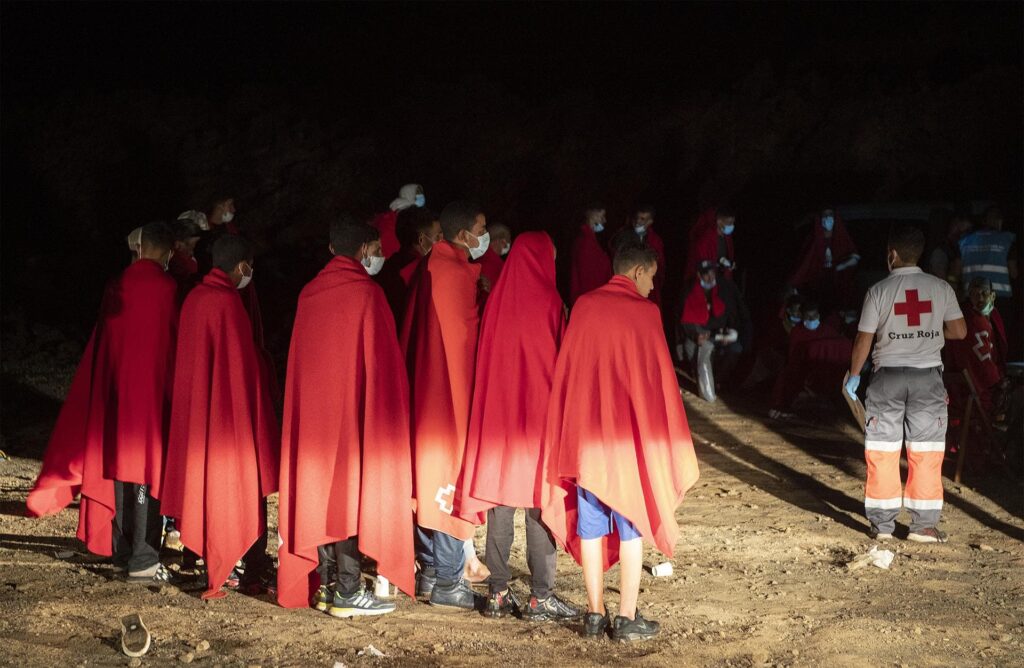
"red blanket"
161,269,280,597
569,224,612,305
946,304,1005,390
787,214,858,291
680,281,725,326
686,208,733,280
475,247,505,299
277,256,416,607
400,241,479,541
457,233,566,523
27,260,179,555
541,275,700,569
372,210,402,259
645,227,667,305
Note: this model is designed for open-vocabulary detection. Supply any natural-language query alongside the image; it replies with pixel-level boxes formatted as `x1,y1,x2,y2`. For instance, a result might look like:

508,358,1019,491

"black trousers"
484,506,556,599
112,481,162,573
317,537,361,596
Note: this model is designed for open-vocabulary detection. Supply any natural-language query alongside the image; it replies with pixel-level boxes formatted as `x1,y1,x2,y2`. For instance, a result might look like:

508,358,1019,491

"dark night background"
2,1,1022,366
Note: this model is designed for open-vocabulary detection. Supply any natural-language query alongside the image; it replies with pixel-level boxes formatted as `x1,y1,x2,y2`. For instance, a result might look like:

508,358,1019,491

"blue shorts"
576,487,641,541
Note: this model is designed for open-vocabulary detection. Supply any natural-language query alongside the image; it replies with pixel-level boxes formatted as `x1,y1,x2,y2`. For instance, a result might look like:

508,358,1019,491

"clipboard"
842,372,866,433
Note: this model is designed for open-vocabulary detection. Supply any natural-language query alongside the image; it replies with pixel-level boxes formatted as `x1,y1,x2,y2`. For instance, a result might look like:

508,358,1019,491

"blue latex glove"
845,375,861,400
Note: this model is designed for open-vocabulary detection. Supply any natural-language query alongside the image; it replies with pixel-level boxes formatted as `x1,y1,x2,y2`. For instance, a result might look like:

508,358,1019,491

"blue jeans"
415,526,466,585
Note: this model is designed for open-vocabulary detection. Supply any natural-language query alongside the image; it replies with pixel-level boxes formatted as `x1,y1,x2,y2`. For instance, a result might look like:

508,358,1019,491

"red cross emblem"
894,289,932,326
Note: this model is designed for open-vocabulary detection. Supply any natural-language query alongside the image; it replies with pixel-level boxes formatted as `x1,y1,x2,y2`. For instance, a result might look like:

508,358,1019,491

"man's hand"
844,375,861,400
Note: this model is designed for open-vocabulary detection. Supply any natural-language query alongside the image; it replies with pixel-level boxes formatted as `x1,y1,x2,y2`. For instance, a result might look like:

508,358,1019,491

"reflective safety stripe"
906,441,946,453
962,264,1010,275
904,498,943,510
864,496,903,509
991,282,1012,293
865,440,902,452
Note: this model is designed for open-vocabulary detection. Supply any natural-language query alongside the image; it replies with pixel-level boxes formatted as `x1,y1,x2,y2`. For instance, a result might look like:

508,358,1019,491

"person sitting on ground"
541,242,700,643
944,276,1007,417
678,260,743,402
769,300,852,420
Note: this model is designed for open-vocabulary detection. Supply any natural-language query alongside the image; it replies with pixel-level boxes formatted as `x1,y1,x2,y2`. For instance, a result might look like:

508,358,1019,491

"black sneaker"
312,584,332,612
239,566,277,596
521,594,581,621
482,589,521,618
416,568,437,599
869,525,894,541
582,612,610,638
611,613,660,642
429,579,482,611
120,613,151,657
328,587,397,618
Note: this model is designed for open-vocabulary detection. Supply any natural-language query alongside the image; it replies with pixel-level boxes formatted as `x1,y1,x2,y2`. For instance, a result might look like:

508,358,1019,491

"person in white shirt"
846,224,966,543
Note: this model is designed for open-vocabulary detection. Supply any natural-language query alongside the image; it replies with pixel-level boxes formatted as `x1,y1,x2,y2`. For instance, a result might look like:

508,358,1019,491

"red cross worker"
846,226,966,543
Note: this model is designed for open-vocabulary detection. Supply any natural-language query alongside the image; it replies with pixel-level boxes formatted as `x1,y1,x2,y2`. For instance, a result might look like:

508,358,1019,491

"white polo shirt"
858,266,963,369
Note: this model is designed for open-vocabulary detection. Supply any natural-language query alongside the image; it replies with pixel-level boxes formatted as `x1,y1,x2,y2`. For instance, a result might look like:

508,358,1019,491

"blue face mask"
822,215,834,232
700,279,716,290
593,223,604,233
803,318,820,331
722,224,735,236
788,314,802,323
414,194,426,208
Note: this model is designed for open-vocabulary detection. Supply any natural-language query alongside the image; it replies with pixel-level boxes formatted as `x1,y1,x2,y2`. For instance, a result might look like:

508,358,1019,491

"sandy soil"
1,351,1022,667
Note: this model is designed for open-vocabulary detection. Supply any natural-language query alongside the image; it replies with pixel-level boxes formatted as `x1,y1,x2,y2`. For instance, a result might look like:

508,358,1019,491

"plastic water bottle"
374,575,391,598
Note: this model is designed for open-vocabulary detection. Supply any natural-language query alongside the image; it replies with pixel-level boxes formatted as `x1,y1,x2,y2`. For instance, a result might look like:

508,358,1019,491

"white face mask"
468,231,490,260
634,224,647,235
499,241,510,257
222,211,235,223
361,254,385,276
237,263,253,289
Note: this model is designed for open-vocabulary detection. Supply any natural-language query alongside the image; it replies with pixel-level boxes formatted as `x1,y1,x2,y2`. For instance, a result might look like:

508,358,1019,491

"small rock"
974,543,995,552
77,568,89,576
160,586,179,597
995,634,1012,642
179,652,195,664
128,659,142,668
914,627,922,635
195,640,210,652
792,649,800,656
432,643,445,654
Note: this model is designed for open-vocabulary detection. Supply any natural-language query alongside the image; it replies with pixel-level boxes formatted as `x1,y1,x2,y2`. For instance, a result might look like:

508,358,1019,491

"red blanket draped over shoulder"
457,233,565,524
27,260,178,554
541,275,700,570
400,241,479,541
277,256,416,607
161,269,280,597
569,224,612,305
680,282,725,326
946,304,1006,391
686,208,733,280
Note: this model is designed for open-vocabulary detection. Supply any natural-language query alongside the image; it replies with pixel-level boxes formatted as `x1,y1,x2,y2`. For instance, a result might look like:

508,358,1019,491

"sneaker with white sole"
908,527,948,543
869,525,894,541
328,587,397,618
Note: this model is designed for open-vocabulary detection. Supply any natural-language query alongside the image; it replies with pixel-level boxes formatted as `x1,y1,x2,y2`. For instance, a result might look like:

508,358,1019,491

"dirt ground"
2,351,1023,667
